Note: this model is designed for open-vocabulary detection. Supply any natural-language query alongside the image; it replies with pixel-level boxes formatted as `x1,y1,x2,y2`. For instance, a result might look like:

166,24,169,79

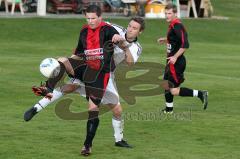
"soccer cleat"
162,107,173,114
32,85,53,99
24,107,38,121
80,145,92,156
199,90,208,110
115,140,133,148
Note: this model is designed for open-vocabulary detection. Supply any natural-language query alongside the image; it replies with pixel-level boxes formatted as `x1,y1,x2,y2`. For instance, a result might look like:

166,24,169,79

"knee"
170,88,180,96
112,104,122,118
57,57,74,75
88,100,99,111
57,57,68,63
61,84,79,94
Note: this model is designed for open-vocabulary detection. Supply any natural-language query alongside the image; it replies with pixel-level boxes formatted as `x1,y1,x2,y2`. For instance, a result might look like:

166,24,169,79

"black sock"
46,62,66,90
179,87,193,97
84,111,99,147
165,90,174,103
197,90,203,100
165,106,173,111
165,90,174,111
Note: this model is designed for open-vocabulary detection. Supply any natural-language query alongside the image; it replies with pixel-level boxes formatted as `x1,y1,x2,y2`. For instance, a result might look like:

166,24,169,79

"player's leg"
164,56,208,111
32,56,85,98
163,66,175,114
101,76,132,147
19,1,24,15
4,0,9,13
24,89,64,121
11,2,15,14
109,104,132,148
164,86,208,113
81,72,110,156
170,87,208,109
81,99,99,156
110,104,123,142
171,56,208,109
163,89,174,114
99,80,132,148
24,81,81,121
104,75,132,147
45,57,79,90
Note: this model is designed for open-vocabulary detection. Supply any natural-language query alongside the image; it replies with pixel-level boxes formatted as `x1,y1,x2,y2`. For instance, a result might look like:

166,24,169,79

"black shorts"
68,57,86,81
164,56,186,88
68,57,110,106
85,72,110,106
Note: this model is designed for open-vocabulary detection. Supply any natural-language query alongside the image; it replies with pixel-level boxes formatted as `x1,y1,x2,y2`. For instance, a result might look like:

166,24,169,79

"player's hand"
157,37,167,45
167,56,177,65
112,34,125,43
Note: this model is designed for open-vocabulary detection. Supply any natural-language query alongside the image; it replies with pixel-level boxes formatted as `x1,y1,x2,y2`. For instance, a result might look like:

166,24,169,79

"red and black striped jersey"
74,22,119,73
167,18,189,57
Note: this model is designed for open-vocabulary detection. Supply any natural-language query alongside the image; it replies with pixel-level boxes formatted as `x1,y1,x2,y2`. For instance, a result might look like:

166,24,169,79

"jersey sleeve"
129,42,142,63
111,23,126,37
174,23,189,49
74,31,84,55
105,25,119,40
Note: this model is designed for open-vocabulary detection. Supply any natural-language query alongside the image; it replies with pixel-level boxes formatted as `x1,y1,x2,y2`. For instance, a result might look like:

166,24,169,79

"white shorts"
69,73,120,105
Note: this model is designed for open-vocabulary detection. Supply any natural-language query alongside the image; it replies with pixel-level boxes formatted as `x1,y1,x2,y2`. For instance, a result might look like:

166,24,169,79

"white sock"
193,90,198,97
112,117,124,142
166,102,173,107
34,89,63,112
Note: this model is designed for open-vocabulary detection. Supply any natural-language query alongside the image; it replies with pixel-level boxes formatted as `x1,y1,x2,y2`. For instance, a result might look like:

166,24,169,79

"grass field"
1,1,240,158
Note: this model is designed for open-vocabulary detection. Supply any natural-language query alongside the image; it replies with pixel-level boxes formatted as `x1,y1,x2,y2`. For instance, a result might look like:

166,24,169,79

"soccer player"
24,8,144,156
157,4,208,114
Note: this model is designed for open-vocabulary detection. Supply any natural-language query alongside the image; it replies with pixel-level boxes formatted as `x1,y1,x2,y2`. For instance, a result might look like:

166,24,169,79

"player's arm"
167,48,186,64
108,25,120,42
168,24,189,64
112,35,135,66
70,29,87,61
74,29,86,56
124,46,135,66
61,83,80,93
122,42,142,66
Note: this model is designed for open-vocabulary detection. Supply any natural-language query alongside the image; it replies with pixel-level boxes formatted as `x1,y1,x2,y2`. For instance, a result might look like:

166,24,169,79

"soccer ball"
39,58,60,78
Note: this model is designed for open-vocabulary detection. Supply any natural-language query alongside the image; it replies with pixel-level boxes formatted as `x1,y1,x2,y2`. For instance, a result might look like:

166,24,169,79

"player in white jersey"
24,17,145,149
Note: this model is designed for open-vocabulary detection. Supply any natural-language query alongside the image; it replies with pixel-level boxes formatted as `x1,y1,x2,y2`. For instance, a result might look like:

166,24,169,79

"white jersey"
110,23,142,66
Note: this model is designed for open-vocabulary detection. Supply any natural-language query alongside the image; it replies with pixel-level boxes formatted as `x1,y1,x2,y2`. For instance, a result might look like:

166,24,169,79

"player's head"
126,16,145,41
84,5,102,29
165,4,178,23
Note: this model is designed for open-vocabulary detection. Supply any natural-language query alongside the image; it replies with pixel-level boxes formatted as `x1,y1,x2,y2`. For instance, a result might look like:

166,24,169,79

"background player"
158,4,208,114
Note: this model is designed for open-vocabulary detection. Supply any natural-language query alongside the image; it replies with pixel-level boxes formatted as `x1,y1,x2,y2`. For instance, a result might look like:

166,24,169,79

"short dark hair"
165,4,177,13
130,16,145,31
85,5,102,17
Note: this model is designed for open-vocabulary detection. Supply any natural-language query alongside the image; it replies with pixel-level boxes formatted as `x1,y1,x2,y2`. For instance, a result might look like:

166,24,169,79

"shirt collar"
125,33,137,43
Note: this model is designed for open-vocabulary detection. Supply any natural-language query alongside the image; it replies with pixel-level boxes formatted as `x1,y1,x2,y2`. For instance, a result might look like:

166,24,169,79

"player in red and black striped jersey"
73,6,123,156
158,4,208,114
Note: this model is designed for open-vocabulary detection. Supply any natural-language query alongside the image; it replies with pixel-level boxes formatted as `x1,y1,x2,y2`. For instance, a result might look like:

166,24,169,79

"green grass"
211,0,240,19
1,2,240,159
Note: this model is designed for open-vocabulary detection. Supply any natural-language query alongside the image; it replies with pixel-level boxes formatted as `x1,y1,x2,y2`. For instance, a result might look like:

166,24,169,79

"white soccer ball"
39,58,60,78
